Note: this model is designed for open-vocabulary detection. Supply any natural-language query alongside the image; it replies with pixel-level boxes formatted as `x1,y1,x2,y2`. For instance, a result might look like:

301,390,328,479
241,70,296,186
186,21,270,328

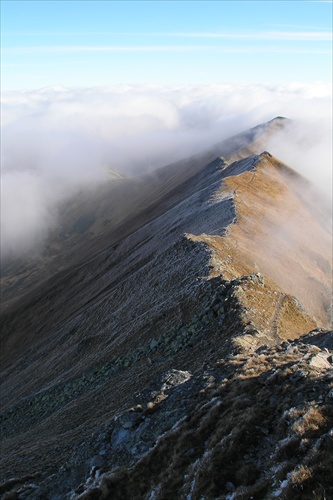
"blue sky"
1,0,332,89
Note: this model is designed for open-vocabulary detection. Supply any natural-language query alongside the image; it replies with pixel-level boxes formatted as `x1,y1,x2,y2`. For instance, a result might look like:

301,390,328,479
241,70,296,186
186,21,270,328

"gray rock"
226,481,235,492
309,353,332,370
160,369,192,392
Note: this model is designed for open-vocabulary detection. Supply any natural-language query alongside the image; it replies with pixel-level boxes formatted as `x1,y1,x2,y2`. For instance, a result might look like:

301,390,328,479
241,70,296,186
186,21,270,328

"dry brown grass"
15,334,329,500
292,406,328,436
289,464,313,485
194,154,332,329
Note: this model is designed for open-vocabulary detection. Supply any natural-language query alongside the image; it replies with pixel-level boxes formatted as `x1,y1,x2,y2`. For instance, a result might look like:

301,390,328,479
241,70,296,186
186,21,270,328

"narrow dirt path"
271,293,286,338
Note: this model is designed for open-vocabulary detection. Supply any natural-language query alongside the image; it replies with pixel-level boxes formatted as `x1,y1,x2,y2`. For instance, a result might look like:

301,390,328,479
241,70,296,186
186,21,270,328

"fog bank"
1,83,332,260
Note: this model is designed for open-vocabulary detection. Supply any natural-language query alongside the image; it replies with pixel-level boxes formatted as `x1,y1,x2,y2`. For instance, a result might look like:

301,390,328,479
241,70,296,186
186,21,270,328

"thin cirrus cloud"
157,31,332,41
3,29,331,56
2,30,332,41
3,46,331,55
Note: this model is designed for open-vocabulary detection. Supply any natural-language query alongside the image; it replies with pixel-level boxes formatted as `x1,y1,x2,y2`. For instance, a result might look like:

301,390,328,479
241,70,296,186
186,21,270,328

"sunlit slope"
191,152,332,328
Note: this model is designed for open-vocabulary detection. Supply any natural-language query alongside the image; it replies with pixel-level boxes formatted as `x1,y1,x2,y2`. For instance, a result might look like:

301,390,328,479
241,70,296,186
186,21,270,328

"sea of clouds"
1,83,332,260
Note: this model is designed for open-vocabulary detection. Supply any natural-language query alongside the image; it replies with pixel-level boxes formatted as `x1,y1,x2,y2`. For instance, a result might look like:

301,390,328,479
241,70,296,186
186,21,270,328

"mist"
1,83,332,261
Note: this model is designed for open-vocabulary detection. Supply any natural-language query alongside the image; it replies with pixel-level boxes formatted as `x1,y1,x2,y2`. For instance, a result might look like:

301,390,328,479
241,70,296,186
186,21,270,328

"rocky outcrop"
74,331,332,500
1,330,331,499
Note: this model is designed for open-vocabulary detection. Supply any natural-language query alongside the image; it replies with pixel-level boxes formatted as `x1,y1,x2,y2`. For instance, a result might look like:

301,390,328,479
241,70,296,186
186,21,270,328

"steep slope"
192,151,332,329
0,119,332,499
0,117,289,309
71,333,333,500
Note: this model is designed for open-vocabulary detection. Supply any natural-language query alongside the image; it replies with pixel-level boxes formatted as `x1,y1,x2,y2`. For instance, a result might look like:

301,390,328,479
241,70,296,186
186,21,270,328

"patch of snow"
184,458,202,500
271,461,288,474
226,494,236,500
272,479,289,497
150,414,189,452
199,396,221,411
147,483,161,499
278,435,293,447
187,477,196,500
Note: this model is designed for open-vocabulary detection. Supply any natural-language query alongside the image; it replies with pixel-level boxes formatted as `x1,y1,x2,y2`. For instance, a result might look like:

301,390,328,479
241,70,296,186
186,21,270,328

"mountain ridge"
0,117,290,311
0,118,332,499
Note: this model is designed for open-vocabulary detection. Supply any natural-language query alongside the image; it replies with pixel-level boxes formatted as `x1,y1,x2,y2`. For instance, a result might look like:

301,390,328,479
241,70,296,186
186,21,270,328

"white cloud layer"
1,83,332,260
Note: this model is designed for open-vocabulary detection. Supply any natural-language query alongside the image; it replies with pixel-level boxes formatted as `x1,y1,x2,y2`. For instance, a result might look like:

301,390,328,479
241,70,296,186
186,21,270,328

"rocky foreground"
0,119,332,499
1,323,332,499
72,329,333,500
